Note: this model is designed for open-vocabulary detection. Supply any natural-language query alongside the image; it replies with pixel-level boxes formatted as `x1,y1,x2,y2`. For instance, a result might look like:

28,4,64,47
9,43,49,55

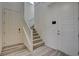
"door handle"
18,28,21,32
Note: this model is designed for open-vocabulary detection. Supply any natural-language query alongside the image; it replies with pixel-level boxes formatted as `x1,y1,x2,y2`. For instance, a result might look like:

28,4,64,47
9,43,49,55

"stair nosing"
33,41,44,46
33,36,40,39
33,38,42,41
33,39,42,44
33,33,39,35
33,35,40,37
33,33,38,34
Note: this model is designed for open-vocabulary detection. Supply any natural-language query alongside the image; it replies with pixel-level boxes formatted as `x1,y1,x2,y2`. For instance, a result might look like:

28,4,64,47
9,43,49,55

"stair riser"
33,29,35,31
33,39,42,44
33,34,39,37
33,30,37,33
33,36,40,39
33,43,44,50
33,33,38,35
33,33,39,36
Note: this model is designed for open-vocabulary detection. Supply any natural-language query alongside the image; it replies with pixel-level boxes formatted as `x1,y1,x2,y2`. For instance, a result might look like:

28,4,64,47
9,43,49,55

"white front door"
49,2,78,55
2,8,23,47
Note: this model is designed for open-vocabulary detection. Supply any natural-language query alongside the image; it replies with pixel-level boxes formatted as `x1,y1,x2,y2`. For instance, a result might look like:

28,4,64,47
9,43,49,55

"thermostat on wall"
52,21,56,24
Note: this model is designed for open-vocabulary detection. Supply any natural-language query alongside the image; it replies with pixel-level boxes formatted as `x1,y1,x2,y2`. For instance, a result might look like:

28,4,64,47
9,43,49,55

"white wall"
2,2,24,15
0,2,24,48
24,2,34,27
35,2,78,55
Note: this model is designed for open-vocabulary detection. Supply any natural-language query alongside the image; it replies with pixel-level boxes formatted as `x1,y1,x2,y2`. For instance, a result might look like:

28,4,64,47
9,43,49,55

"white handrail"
22,26,33,52
23,27,31,46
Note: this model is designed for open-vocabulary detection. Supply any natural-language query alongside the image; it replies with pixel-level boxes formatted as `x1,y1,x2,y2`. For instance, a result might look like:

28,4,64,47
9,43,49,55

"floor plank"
4,45,67,56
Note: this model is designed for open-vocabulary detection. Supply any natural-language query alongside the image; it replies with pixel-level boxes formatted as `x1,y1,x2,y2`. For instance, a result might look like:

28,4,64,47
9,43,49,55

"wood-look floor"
4,45,67,56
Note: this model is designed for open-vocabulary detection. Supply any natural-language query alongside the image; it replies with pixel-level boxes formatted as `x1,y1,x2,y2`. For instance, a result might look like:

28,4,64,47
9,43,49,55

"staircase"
32,26,44,50
1,25,45,55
